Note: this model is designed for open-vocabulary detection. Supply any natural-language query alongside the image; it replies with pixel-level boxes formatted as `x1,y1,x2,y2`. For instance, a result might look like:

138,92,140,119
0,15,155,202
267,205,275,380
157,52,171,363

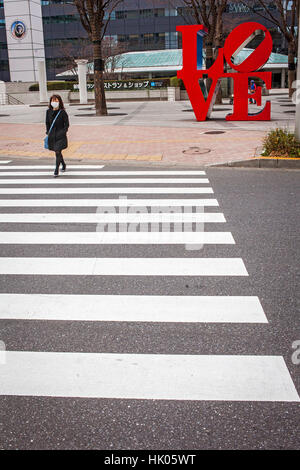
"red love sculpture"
177,22,272,121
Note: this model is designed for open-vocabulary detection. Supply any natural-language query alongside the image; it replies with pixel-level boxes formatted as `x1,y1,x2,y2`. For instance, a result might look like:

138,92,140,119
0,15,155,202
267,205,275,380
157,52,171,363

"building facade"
0,0,290,82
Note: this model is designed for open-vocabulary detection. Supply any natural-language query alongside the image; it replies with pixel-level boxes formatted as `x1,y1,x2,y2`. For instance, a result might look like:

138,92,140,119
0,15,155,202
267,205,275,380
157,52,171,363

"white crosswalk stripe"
0,161,11,164
0,167,204,174
0,177,210,184
0,257,246,275
0,212,226,223
0,198,219,207
0,164,298,405
0,232,235,245
1,352,298,401
0,187,214,194
0,165,105,170
0,294,268,323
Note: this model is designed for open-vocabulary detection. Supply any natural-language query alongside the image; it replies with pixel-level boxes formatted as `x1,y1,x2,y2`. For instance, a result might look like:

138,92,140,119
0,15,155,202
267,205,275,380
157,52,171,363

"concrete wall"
4,81,37,93
0,87,168,105
69,89,168,102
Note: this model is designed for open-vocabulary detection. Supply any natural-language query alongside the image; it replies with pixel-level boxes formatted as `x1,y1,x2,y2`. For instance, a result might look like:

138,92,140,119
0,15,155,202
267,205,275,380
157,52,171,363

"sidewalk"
0,92,294,166
0,122,266,166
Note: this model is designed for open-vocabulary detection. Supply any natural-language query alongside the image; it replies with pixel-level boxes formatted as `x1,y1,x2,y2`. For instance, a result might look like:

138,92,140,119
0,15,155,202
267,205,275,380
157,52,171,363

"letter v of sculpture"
177,22,273,121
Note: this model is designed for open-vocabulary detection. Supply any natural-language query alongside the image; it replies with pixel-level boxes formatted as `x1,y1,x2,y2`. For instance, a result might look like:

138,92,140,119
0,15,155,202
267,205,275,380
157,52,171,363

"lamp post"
295,7,300,140
37,60,48,103
75,59,88,105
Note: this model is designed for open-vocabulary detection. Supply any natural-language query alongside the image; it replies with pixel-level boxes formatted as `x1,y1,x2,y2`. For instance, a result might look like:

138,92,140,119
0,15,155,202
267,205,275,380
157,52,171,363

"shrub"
262,128,300,158
29,81,74,91
169,76,185,89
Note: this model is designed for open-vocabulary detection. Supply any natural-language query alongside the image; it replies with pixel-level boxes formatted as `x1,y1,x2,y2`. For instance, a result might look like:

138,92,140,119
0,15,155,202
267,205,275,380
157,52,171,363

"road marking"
0,169,205,175
0,161,11,164
0,232,235,245
0,257,248,276
0,294,267,323
0,187,214,194
0,198,219,207
0,351,298,401
0,178,210,185
0,165,105,170
0,212,226,223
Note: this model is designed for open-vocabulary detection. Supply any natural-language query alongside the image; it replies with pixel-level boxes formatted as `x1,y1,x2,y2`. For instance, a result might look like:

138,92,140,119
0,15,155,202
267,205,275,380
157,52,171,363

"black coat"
46,108,69,152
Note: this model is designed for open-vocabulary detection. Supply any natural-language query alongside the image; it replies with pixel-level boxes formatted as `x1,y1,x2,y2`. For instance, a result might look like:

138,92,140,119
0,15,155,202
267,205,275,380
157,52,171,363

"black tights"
55,151,65,171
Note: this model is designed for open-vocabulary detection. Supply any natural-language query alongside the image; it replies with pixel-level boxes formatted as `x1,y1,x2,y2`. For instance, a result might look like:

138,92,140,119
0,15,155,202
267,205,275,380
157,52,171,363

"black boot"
54,168,59,178
61,162,66,172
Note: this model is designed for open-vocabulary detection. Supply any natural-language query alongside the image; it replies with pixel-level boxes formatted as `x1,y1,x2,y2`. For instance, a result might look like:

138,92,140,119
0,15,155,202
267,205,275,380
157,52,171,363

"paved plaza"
0,90,294,166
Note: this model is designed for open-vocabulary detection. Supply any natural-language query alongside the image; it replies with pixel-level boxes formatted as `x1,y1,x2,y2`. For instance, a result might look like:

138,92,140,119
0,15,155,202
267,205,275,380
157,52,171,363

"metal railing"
0,93,24,105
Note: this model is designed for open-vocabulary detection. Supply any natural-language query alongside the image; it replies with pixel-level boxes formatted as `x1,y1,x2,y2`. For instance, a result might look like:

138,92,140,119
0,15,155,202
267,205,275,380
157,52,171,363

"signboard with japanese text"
73,80,168,92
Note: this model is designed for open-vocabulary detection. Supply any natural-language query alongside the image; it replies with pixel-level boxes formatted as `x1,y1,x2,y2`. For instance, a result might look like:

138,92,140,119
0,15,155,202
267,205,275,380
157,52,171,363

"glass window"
115,11,125,20
43,15,79,24
45,37,89,47
129,34,139,44
42,1,73,4
127,10,139,19
142,33,154,44
116,10,138,20
140,9,153,18
0,60,9,71
154,9,165,17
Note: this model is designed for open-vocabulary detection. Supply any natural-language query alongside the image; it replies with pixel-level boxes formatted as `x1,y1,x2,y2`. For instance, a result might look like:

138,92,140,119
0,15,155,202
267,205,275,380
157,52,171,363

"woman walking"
45,94,69,177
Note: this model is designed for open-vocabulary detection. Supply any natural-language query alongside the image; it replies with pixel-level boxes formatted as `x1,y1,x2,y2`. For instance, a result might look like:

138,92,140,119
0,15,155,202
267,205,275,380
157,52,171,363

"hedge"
29,82,74,91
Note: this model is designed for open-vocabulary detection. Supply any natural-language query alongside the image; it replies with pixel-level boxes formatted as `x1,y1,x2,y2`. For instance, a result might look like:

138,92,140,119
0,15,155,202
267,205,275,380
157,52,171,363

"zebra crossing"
0,162,298,404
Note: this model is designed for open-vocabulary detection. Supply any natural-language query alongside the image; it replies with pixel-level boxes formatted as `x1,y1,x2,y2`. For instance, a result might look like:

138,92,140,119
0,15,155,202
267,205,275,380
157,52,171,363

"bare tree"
238,0,299,96
102,36,129,78
180,0,228,66
58,40,93,77
177,0,228,102
74,0,122,115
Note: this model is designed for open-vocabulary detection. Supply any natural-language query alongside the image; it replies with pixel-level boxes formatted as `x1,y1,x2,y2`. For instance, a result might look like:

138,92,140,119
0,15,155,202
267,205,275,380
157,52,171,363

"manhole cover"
0,114,9,117
204,131,225,135
182,109,193,112
284,110,295,114
74,113,127,117
280,104,295,107
183,147,211,155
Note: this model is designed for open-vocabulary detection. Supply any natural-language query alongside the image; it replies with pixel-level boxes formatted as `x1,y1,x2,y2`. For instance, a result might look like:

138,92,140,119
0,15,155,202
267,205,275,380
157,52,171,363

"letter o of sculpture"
224,22,273,72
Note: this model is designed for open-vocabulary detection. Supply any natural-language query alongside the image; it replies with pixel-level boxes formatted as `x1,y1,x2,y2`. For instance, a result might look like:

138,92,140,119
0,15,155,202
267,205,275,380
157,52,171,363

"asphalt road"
0,160,299,450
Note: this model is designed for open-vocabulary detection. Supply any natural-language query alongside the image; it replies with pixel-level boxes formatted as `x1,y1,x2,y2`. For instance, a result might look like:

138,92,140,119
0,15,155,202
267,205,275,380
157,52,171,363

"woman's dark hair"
49,94,65,110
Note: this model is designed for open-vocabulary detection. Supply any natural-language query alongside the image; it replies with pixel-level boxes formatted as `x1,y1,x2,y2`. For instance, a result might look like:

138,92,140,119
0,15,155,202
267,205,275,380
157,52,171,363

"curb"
212,158,300,169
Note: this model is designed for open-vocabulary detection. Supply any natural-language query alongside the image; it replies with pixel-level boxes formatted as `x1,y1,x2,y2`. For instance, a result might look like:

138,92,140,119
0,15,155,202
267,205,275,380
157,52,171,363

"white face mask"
51,101,59,109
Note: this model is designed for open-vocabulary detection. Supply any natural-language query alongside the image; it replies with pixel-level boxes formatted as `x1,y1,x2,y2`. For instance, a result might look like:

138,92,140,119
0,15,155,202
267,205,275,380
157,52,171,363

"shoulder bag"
44,110,61,149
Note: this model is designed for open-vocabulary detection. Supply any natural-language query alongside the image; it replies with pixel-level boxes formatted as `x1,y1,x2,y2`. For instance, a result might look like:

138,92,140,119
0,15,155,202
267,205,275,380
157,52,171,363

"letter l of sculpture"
177,25,224,121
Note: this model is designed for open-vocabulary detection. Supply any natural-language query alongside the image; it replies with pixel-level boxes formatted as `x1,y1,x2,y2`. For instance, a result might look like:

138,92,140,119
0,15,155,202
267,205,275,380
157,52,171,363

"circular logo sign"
10,21,26,39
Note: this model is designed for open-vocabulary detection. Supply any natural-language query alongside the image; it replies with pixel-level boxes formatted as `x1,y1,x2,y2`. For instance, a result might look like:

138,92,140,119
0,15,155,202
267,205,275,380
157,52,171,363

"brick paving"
0,122,264,166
